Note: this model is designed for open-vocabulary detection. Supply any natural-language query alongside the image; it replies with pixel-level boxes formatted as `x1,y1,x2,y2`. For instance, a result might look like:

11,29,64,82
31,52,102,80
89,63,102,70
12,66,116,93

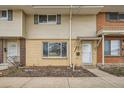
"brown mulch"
5,66,96,77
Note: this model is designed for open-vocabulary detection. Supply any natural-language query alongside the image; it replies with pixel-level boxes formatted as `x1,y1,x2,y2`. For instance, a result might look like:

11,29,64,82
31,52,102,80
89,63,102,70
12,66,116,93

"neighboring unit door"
7,42,17,57
82,43,92,64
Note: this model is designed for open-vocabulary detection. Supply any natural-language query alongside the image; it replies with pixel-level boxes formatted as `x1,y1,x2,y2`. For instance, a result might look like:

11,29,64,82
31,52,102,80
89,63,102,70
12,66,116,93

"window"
39,15,47,23
119,13,124,20
107,12,124,21
111,40,120,56
104,40,120,56
43,42,67,57
104,40,111,55
0,10,8,19
48,15,56,22
39,15,57,24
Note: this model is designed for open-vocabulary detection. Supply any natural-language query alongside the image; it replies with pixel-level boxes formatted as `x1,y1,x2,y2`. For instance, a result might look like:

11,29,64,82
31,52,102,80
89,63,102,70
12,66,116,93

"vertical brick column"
20,38,26,66
121,40,124,56
0,39,3,63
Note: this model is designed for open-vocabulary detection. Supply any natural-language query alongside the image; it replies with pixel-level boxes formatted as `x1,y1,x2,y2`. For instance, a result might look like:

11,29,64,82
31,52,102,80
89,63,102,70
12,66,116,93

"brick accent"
20,39,26,66
96,12,124,33
0,40,3,63
97,40,102,63
96,12,105,31
97,36,124,63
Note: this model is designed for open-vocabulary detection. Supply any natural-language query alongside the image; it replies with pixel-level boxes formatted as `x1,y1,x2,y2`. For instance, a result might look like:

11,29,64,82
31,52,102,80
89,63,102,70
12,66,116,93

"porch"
73,37,101,67
97,31,124,65
0,38,26,70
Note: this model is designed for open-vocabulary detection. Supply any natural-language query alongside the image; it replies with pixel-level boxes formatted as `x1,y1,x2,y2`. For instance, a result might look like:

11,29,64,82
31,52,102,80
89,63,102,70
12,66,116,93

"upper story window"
0,10,8,20
39,15,57,24
39,15,47,23
0,10,13,21
106,12,124,21
34,14,61,24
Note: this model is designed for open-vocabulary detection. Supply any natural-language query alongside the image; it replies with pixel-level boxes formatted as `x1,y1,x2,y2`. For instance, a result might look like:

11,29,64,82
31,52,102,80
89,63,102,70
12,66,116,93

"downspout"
69,5,72,67
102,34,105,65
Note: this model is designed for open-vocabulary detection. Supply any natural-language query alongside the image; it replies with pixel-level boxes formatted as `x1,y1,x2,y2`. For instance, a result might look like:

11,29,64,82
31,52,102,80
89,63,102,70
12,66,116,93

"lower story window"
104,40,120,56
43,42,67,57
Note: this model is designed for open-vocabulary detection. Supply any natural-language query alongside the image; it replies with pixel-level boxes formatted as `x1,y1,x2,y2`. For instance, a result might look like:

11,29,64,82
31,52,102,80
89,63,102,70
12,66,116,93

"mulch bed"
99,66,124,77
5,66,96,77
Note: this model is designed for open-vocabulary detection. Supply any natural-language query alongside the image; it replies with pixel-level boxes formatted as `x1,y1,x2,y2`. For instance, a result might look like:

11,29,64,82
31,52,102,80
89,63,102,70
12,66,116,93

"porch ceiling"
97,28,124,36
77,36,101,40
0,37,25,40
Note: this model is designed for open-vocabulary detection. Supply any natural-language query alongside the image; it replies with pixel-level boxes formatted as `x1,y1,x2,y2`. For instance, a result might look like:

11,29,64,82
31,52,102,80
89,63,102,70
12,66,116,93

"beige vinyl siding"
72,15,96,38
21,11,26,37
26,15,70,39
26,15,96,39
0,10,25,37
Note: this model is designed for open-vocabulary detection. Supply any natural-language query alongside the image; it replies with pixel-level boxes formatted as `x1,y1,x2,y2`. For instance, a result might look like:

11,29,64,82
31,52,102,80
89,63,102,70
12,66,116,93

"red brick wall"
97,40,102,63
0,40,3,63
96,12,105,31
105,56,124,63
96,12,124,33
97,36,124,63
20,39,26,66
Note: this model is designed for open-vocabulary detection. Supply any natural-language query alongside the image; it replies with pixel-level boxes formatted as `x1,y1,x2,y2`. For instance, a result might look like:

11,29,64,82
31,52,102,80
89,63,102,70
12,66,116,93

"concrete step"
0,63,9,71
82,65,96,69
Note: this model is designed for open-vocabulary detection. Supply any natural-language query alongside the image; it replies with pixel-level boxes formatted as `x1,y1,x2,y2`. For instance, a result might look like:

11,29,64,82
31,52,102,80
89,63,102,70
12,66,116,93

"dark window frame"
0,10,8,19
43,42,67,57
106,12,124,21
38,15,57,24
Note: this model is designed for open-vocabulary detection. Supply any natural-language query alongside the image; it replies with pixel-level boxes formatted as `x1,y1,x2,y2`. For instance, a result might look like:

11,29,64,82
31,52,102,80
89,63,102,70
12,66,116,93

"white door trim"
82,43,92,64
7,41,18,57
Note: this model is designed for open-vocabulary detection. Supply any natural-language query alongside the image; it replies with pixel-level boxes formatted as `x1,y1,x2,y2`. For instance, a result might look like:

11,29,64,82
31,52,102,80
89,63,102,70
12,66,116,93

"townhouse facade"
0,5,124,67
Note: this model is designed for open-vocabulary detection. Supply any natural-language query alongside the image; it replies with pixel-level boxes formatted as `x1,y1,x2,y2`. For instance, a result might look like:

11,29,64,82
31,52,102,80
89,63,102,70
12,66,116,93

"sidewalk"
0,69,124,88
0,77,124,88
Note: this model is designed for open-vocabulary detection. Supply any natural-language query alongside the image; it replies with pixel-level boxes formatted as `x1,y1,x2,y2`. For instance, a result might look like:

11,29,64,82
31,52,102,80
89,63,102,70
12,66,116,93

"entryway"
82,43,92,64
7,41,19,63
3,40,20,64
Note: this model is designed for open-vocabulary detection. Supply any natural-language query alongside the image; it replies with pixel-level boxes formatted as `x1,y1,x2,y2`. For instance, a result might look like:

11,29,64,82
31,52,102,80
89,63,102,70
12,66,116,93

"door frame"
82,43,92,64
7,41,18,57
3,40,20,63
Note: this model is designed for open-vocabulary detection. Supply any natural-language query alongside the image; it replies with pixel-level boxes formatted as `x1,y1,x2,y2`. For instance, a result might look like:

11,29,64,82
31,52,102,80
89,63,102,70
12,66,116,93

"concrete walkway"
87,68,115,77
0,69,124,88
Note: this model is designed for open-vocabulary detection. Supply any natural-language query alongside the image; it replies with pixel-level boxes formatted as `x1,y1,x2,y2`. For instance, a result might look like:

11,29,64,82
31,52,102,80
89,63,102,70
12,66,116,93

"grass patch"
99,66,124,76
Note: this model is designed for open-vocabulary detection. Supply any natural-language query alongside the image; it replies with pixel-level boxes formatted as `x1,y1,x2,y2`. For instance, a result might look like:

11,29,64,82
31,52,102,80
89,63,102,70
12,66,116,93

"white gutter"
69,5,72,67
102,34,105,65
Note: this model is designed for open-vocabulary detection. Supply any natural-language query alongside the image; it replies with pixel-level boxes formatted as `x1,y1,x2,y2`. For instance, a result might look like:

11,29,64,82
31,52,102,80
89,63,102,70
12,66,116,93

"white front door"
7,42,17,57
82,43,92,64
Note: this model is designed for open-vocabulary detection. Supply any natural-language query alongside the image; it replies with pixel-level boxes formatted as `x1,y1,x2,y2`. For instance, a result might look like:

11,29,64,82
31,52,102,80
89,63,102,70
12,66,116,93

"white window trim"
42,42,68,58
110,40,120,56
38,15,57,24
0,10,8,20
104,40,121,56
